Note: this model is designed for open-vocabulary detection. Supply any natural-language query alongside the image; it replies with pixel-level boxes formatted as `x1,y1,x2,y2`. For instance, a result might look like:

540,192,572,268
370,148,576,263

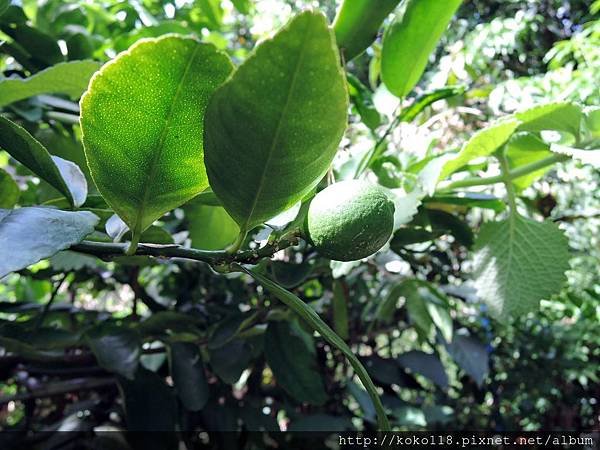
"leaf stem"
239,266,391,431
437,153,568,192
227,229,248,254
498,151,517,213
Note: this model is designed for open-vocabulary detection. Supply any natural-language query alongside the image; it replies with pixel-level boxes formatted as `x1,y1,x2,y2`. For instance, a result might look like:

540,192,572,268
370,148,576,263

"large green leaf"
0,115,80,206
80,35,233,246
86,323,140,380
204,11,348,232
169,342,209,411
440,118,520,179
264,320,327,405
0,168,19,208
0,207,98,278
473,214,570,318
381,0,463,98
0,60,101,107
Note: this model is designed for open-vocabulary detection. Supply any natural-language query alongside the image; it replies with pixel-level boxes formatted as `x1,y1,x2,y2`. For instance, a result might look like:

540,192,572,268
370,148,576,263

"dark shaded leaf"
86,323,140,380
444,333,489,387
264,321,327,405
397,350,448,389
169,342,209,411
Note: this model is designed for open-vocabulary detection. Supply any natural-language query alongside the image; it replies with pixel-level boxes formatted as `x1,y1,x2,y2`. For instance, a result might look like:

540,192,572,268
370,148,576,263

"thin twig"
35,273,69,330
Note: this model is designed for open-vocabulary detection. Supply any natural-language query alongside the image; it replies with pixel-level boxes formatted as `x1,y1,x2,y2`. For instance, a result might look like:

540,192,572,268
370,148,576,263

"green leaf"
86,323,140,379
427,209,473,248
425,193,505,213
0,168,19,208
169,342,209,411
231,0,251,14
0,60,101,107
265,320,327,405
397,350,448,388
0,207,98,278
347,73,382,130
440,118,520,179
204,11,348,231
197,0,223,29
0,115,78,206
473,214,570,318
243,266,390,430
400,85,466,123
381,0,463,97
505,132,554,190
209,338,252,384
333,0,402,61
444,333,488,387
515,102,582,137
0,0,9,16
185,201,239,250
80,35,233,246
2,23,63,67
51,156,88,208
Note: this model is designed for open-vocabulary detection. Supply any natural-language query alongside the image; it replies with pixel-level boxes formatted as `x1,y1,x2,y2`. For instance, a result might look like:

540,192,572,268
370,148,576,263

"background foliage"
0,0,598,448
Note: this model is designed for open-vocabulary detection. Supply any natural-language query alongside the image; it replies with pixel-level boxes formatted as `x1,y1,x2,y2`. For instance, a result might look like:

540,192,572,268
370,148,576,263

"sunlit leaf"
204,11,348,231
81,35,233,245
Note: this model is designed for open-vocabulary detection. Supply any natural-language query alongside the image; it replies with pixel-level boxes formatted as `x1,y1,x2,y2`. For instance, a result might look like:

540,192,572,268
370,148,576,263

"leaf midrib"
240,18,313,232
132,44,201,237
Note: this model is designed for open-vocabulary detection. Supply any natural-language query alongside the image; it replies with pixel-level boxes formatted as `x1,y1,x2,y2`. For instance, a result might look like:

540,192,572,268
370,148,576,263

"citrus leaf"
265,320,327,405
0,60,101,107
204,11,348,231
86,323,140,380
381,0,463,98
209,339,252,384
0,115,77,206
185,201,239,250
169,342,209,411
440,118,520,179
51,156,88,207
473,214,570,318
0,207,98,278
80,35,233,245
333,0,402,61
0,168,19,208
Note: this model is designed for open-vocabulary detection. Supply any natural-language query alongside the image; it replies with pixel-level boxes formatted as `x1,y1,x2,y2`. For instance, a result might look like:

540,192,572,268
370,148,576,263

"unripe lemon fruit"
305,180,395,261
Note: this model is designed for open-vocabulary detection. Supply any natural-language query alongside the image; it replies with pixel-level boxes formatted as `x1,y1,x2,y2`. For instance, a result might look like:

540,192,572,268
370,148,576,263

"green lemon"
305,180,395,261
